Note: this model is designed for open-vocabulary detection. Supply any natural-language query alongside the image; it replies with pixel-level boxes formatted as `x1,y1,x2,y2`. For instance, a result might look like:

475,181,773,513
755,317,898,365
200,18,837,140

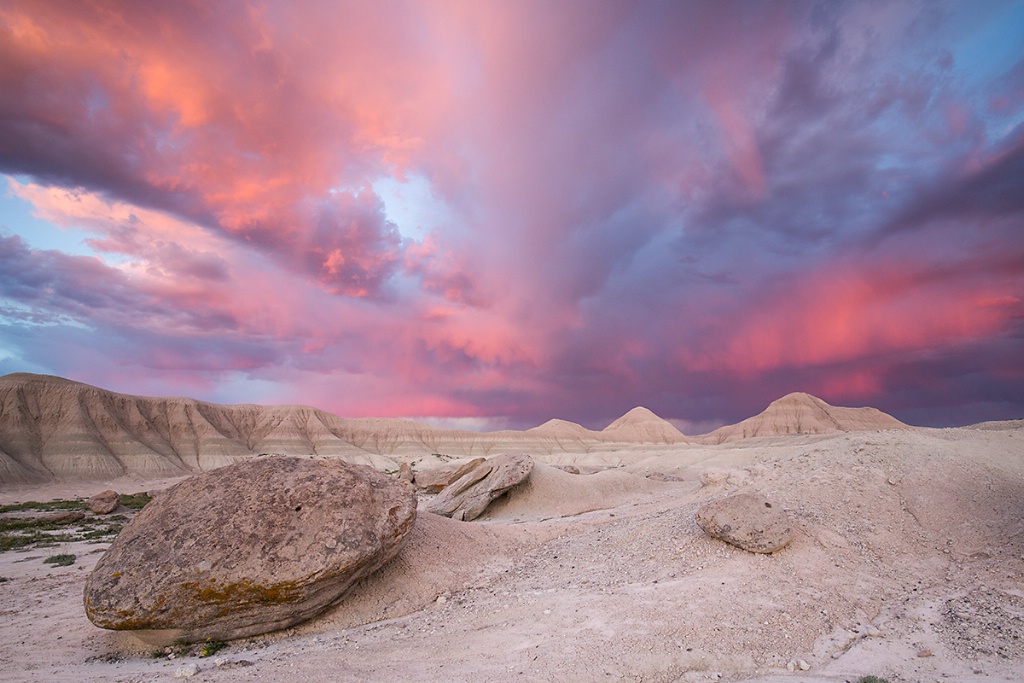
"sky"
1,0,1023,432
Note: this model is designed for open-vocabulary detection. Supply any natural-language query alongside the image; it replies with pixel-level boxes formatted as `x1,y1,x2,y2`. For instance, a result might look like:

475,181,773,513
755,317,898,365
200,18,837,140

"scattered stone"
699,469,730,487
414,458,486,493
786,659,810,672
646,472,684,482
174,663,199,678
214,658,254,669
695,493,792,553
88,490,119,514
917,649,934,657
397,462,415,483
84,456,417,641
41,510,85,524
554,465,580,474
427,453,534,521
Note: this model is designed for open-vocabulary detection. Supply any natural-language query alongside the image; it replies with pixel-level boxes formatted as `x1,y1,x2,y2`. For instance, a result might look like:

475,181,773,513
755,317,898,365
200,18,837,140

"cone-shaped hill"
699,392,908,444
601,407,687,443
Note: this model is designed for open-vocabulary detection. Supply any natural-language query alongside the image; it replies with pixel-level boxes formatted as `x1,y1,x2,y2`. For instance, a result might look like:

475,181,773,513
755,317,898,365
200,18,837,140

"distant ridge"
698,392,908,444
0,373,686,485
0,374,914,485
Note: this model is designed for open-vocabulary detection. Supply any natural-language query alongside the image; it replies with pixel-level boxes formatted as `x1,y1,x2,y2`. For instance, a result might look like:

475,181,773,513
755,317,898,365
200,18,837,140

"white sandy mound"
601,406,688,443
701,392,908,443
295,511,528,634
479,463,679,522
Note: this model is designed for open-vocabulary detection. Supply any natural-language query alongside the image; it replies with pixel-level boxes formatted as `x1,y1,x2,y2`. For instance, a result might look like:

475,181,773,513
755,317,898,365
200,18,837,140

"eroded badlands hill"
699,392,909,444
0,373,687,484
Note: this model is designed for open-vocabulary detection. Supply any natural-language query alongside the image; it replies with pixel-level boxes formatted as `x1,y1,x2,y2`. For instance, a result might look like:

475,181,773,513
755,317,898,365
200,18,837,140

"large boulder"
427,453,533,521
84,456,416,641
695,493,793,553
414,457,486,493
88,489,119,514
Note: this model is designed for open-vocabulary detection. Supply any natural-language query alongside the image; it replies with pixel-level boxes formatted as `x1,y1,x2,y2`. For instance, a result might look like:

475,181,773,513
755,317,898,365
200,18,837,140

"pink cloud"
685,253,1023,376
2,1,1023,429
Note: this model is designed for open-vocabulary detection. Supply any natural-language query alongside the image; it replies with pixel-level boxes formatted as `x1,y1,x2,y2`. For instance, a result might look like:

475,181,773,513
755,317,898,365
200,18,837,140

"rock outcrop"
84,456,417,641
695,493,792,553
427,453,534,521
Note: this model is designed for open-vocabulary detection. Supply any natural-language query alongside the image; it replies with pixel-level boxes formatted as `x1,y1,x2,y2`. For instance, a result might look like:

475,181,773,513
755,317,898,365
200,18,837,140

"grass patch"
0,499,87,514
856,677,891,683
0,516,81,551
43,553,76,566
1,501,130,551
118,493,152,510
1,532,74,551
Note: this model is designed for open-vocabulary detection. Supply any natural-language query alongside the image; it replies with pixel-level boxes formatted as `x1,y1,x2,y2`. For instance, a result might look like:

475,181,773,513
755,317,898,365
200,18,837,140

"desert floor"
1,426,1022,683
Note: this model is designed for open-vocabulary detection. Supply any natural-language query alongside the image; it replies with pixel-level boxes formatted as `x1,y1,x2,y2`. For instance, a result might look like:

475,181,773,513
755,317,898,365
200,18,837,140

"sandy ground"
1,426,1022,683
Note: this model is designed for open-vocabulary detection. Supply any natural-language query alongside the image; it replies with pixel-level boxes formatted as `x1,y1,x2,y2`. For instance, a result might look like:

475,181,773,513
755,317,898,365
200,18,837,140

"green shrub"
199,639,227,657
856,676,891,683
118,493,152,510
43,553,76,566
0,499,87,514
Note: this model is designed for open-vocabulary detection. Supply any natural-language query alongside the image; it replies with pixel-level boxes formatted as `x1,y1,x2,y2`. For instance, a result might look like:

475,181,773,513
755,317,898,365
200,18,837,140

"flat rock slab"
695,493,793,553
427,453,533,521
414,457,486,493
84,456,416,641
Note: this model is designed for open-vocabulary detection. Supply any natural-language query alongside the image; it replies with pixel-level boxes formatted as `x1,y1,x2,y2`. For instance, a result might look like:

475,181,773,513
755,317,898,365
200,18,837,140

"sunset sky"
1,1,1022,432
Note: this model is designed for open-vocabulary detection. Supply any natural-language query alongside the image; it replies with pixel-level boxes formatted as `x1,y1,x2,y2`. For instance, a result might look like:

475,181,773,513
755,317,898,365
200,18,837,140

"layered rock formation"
699,392,908,444
0,374,688,484
427,453,534,521
0,373,914,485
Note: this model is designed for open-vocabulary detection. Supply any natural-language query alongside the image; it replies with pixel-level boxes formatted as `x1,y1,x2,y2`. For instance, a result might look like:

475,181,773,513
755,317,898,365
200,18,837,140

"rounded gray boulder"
695,493,792,553
84,456,416,641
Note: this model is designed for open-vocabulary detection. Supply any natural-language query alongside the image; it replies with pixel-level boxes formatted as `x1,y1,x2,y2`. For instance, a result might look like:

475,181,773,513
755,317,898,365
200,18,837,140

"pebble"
174,663,199,678
786,659,810,671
